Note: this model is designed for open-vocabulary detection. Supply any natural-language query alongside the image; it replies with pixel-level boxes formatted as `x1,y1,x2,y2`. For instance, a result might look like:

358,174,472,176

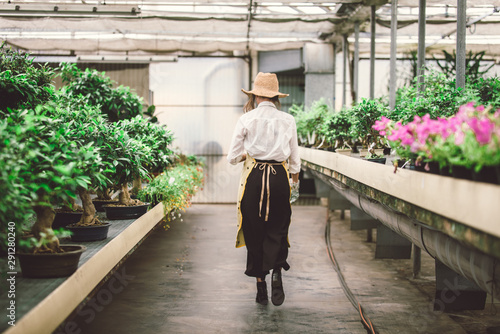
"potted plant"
319,108,354,154
99,120,152,220
44,95,113,241
349,98,389,156
290,99,331,148
117,115,174,197
138,158,204,226
2,108,91,277
373,102,500,183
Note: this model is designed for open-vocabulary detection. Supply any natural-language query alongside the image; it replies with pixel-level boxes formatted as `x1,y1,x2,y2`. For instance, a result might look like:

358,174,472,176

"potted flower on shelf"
372,102,500,184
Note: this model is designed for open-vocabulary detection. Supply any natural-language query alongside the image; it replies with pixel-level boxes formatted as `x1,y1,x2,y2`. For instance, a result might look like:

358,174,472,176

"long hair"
243,95,281,113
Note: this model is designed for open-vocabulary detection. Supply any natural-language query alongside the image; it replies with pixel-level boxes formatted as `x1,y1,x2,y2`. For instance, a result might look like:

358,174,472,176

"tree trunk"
31,205,61,253
78,189,99,226
60,196,83,212
131,177,142,196
118,183,140,206
96,188,112,200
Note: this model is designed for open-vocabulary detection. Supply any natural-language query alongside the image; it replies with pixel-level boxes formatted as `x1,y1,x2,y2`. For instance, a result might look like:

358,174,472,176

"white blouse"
227,101,301,174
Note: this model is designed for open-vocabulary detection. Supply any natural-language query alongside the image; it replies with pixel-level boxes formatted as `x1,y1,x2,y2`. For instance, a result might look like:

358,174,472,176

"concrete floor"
67,203,500,334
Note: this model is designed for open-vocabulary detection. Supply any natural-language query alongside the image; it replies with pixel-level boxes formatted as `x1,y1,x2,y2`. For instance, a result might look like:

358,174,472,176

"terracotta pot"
17,245,86,278
103,203,150,220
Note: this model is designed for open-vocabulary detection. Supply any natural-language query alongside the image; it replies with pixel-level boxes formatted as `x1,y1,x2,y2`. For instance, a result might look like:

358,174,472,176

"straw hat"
241,72,289,98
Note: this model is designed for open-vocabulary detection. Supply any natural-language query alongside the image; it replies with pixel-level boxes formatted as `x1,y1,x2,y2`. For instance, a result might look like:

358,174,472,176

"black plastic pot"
67,223,111,242
103,203,150,220
17,245,86,278
366,158,386,165
472,166,500,185
92,199,119,212
451,165,474,181
53,211,83,229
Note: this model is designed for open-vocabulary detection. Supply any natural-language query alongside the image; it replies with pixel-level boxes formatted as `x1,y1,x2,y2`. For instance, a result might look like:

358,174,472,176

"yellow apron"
235,156,291,248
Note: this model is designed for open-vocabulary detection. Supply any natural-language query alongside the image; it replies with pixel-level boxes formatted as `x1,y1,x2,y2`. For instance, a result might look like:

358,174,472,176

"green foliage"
289,99,332,147
318,108,353,149
117,116,174,173
433,50,494,84
349,98,389,148
0,108,95,252
58,63,143,122
389,71,469,124
0,44,55,115
138,162,204,220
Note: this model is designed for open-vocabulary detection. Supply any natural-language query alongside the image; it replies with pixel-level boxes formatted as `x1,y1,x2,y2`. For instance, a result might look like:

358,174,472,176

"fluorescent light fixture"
0,4,139,17
76,55,178,63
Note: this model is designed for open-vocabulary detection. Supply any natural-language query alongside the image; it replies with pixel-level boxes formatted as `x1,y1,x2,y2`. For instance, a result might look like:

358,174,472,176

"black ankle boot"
271,268,285,306
256,281,268,305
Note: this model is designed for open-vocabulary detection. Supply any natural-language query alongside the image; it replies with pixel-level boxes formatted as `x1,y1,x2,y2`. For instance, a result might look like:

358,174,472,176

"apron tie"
254,161,281,221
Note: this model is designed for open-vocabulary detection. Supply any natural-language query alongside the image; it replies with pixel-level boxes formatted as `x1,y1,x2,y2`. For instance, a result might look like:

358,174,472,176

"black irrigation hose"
325,213,378,334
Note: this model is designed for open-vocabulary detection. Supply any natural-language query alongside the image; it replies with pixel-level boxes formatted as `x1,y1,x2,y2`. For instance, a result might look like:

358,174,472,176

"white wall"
150,57,249,203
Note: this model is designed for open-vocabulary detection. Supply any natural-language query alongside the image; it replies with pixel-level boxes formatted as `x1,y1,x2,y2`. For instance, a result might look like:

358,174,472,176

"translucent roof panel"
1,1,499,61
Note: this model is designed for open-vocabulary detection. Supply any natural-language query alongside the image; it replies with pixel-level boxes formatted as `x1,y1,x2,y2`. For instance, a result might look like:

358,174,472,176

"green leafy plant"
319,108,354,150
1,108,96,253
349,98,389,149
0,43,54,115
58,62,144,122
433,50,494,84
290,99,332,147
138,160,204,227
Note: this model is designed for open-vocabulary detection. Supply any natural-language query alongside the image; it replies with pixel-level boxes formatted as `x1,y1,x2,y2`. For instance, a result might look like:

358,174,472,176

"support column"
375,224,412,259
434,260,487,312
369,5,376,99
350,205,379,232
342,35,348,108
389,0,398,110
417,0,426,95
456,0,467,89
303,43,335,108
353,22,359,104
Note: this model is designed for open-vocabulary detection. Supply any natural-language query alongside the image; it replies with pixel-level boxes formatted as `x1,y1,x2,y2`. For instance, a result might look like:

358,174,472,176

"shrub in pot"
138,159,204,224
58,62,144,122
290,99,331,148
349,98,389,151
319,108,354,152
0,108,92,276
117,115,174,196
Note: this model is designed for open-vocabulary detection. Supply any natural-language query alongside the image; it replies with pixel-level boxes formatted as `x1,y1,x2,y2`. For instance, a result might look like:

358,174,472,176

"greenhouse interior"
1,0,500,333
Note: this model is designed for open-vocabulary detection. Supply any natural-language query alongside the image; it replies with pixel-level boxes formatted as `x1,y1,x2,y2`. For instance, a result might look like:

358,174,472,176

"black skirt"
240,160,291,278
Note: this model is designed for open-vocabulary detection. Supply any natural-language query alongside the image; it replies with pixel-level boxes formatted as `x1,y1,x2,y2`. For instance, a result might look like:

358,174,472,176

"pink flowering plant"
373,102,500,172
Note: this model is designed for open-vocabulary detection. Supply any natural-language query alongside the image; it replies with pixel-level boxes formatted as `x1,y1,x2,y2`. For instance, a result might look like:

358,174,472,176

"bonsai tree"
100,120,151,206
319,108,354,151
290,99,332,147
117,115,174,195
2,108,97,253
349,98,389,149
58,62,144,122
0,43,54,116
43,93,110,226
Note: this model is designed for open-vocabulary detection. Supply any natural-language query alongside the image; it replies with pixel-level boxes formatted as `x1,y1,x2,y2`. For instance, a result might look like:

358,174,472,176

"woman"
227,72,300,306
